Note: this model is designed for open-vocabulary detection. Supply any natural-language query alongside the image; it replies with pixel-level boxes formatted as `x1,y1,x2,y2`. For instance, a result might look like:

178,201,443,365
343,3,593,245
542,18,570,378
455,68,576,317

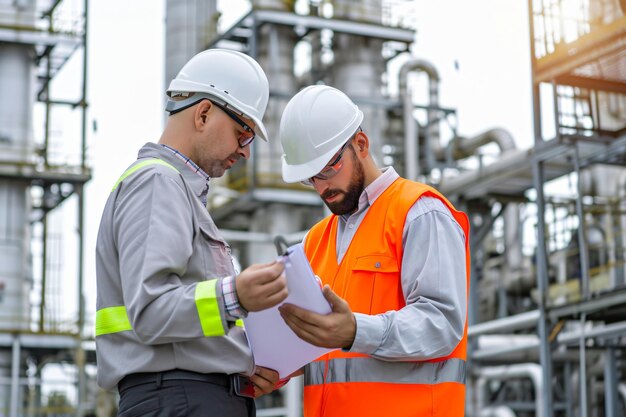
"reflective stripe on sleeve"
195,279,226,337
111,159,179,192
95,306,132,336
304,357,466,386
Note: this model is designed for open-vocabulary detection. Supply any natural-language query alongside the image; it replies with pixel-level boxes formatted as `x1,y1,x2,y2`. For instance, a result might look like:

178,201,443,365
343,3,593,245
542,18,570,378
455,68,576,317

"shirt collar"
340,166,399,220
137,142,210,204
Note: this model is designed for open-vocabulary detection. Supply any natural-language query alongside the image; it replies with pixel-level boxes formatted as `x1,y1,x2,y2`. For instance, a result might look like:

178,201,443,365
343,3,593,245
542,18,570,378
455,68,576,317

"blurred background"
0,0,625,415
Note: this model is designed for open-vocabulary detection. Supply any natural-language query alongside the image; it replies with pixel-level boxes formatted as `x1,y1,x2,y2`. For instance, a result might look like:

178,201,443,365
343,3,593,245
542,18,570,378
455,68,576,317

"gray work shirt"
95,142,252,390
311,167,467,360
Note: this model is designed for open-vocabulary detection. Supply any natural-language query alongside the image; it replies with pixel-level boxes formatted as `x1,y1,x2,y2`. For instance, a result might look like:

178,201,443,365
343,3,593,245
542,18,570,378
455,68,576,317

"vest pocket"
351,255,400,314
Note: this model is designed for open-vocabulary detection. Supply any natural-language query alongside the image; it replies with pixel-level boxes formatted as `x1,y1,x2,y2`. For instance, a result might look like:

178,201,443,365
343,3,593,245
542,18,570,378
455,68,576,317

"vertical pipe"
44,39,51,168
248,14,259,191
564,362,573,417
76,1,89,413
572,146,591,299
10,336,20,417
76,184,86,417
529,1,554,414
611,200,625,287
39,215,47,332
532,159,555,417
579,313,588,417
604,345,618,417
552,80,561,140
528,0,543,143
403,87,418,181
81,0,88,170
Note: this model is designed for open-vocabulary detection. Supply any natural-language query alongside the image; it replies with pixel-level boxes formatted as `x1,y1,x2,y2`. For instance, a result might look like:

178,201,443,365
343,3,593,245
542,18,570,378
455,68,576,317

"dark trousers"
117,371,255,417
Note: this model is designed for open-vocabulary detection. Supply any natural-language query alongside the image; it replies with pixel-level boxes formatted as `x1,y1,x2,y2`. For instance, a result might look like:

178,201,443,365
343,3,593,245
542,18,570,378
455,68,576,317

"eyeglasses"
210,100,256,148
301,141,351,187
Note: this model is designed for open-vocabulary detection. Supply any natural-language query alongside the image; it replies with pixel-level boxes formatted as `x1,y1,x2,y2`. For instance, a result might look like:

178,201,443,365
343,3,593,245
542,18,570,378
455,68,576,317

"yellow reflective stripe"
195,279,225,336
111,159,179,192
95,306,132,336
235,319,244,328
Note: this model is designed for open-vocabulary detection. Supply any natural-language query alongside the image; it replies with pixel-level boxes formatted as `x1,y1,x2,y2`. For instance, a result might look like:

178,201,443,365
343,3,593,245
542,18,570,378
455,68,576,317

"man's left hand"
250,366,280,398
278,285,356,349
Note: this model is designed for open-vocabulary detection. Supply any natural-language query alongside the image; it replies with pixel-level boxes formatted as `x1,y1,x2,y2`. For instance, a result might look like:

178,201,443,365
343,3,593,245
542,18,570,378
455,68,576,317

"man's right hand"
236,261,287,311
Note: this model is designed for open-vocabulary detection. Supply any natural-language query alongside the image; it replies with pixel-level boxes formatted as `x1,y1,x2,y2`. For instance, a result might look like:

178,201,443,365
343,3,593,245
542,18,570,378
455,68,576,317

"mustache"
320,189,343,200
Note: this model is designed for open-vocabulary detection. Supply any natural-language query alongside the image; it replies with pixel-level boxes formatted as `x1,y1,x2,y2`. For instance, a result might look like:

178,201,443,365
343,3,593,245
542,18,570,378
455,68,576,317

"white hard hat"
166,49,270,142
280,85,363,183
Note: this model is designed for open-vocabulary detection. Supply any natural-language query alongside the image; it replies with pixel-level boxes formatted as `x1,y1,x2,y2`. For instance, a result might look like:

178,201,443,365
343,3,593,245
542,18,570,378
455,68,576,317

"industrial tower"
0,0,91,416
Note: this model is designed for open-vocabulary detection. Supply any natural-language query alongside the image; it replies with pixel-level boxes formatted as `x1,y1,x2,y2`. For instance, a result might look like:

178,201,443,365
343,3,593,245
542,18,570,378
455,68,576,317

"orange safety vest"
303,177,470,417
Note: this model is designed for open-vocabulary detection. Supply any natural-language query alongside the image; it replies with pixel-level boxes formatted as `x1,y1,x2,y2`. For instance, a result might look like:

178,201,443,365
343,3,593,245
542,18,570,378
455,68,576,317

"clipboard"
243,243,334,378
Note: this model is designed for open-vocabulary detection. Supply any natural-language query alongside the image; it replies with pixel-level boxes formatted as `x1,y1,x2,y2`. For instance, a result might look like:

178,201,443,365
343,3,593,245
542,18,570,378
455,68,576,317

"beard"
320,153,365,215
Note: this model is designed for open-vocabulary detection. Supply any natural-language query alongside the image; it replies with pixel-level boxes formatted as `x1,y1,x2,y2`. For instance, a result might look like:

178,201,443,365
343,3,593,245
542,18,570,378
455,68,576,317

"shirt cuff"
347,313,385,354
221,276,248,320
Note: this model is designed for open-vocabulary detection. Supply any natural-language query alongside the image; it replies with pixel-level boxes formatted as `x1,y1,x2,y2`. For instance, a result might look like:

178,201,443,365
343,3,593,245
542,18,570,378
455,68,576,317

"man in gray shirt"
95,49,288,417
277,85,470,416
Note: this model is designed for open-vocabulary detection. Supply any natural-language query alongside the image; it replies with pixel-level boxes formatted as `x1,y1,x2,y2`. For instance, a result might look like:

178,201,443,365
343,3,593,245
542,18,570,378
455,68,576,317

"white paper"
243,243,334,378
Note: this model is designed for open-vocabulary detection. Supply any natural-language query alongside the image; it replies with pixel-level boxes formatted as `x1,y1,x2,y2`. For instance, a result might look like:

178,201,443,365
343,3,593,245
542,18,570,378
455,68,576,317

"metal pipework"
438,147,530,196
478,406,518,417
468,310,540,337
475,364,544,417
449,127,516,159
398,58,440,179
471,320,626,360
450,128,522,274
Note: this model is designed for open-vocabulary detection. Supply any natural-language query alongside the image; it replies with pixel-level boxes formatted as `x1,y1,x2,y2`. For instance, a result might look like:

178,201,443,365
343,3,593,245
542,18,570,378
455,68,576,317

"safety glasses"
210,100,256,148
301,141,351,187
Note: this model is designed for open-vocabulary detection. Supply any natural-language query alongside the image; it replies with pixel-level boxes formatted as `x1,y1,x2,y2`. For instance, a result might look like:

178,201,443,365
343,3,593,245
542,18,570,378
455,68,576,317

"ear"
194,99,212,130
353,131,369,157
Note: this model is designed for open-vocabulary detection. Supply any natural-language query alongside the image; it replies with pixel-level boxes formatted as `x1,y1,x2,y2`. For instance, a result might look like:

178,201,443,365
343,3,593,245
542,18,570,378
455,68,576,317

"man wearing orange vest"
278,85,470,417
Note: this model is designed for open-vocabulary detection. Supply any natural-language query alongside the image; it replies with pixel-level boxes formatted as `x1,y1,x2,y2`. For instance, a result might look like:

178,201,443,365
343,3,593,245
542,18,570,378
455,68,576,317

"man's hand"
236,261,287,312
250,366,280,398
278,285,356,349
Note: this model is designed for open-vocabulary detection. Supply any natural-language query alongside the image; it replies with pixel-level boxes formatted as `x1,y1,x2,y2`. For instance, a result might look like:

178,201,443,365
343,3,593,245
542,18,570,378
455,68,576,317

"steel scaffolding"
0,0,93,416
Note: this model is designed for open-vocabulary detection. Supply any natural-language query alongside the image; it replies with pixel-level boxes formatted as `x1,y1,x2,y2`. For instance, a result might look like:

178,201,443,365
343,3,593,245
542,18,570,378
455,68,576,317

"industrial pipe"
449,127,516,160
476,364,544,417
471,320,626,360
468,310,540,336
478,406,517,417
438,147,531,197
399,58,440,180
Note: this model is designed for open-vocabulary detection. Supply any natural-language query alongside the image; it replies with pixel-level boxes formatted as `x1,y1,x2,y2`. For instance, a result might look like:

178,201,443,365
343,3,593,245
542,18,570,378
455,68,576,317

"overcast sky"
78,0,533,323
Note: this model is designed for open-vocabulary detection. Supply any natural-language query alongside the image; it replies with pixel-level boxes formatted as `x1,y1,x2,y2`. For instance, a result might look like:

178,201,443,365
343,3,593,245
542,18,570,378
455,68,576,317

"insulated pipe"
399,59,440,179
476,364,544,417
438,148,531,197
468,310,540,336
471,321,626,360
450,127,516,160
450,128,522,286
478,406,517,417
